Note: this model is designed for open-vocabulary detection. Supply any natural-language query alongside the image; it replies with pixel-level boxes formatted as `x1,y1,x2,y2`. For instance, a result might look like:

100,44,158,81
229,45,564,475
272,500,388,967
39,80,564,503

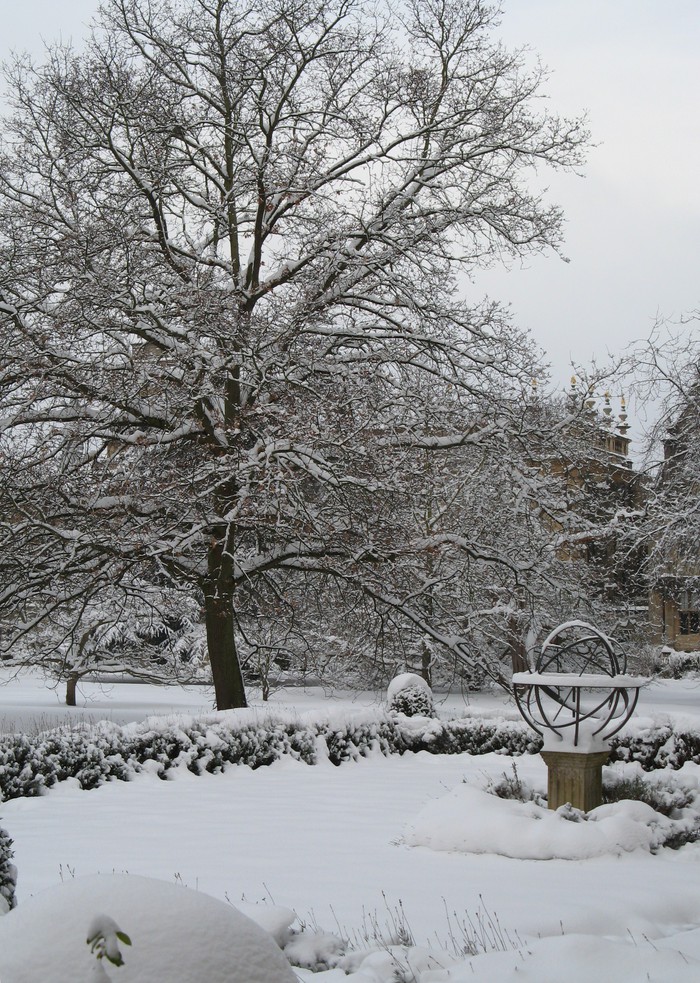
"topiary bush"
386,672,435,717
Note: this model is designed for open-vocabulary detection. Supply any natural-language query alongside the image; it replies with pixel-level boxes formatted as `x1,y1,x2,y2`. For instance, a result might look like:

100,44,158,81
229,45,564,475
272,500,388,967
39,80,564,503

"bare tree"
0,0,588,708
622,321,700,647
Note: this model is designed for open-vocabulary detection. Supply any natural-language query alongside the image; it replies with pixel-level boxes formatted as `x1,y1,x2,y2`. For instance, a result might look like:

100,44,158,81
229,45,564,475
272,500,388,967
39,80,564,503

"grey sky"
473,1,700,388
1,0,698,401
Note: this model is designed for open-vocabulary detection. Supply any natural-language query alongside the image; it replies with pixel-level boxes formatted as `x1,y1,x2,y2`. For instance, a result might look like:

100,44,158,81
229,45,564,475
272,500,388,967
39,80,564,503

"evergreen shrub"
0,822,17,911
386,672,435,718
602,768,697,816
3,708,700,804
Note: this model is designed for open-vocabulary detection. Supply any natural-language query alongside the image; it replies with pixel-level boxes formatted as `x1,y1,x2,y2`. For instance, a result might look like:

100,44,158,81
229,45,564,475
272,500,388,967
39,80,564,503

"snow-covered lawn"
2,670,700,980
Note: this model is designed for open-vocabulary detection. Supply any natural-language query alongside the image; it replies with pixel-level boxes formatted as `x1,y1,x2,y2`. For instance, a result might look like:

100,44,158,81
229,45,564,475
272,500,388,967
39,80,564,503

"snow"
421,933,700,982
539,619,614,649
404,783,686,860
0,874,297,982
540,726,611,754
2,672,700,980
512,672,648,688
1,666,698,732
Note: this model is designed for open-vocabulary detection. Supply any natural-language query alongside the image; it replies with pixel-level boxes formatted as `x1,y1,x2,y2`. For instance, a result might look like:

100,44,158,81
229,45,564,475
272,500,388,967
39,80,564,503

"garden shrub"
0,821,17,911
661,652,700,679
483,763,545,806
322,715,405,765
479,762,700,851
4,706,700,804
386,673,435,718
602,765,698,816
406,718,541,757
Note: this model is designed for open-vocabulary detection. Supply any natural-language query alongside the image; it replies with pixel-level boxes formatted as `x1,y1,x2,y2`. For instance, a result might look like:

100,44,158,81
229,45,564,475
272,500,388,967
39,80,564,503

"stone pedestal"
540,749,610,812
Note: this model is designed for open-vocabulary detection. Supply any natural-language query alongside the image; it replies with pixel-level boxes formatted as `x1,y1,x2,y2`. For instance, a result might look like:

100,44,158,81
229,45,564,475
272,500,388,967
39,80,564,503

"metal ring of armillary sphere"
512,621,648,749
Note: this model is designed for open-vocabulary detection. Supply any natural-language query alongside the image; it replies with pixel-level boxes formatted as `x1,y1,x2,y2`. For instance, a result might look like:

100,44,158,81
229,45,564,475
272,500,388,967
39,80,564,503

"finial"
618,394,630,435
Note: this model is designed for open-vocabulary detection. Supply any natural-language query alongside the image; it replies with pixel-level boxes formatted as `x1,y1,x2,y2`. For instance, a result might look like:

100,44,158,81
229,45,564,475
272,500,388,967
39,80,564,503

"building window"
678,589,700,635
680,611,700,635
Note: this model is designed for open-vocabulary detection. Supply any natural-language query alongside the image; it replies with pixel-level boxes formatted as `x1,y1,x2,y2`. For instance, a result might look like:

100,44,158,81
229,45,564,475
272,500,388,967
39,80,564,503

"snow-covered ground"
3,667,700,732
2,669,700,980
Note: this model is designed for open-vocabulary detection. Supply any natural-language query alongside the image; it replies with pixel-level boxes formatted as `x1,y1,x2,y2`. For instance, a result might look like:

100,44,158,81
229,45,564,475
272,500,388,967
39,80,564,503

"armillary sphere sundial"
513,621,648,811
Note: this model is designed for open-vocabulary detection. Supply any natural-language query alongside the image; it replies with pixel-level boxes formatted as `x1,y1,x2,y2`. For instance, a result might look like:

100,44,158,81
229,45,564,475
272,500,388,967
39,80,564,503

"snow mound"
0,873,297,983
403,783,684,860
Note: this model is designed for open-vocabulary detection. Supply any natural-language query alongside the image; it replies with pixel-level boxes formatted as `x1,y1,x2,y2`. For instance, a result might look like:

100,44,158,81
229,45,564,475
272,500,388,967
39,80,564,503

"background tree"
0,0,588,709
10,581,207,706
621,322,700,648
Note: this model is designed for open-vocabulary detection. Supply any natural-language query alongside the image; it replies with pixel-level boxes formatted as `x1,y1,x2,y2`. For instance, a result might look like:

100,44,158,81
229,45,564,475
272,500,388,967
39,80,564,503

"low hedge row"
0,708,698,804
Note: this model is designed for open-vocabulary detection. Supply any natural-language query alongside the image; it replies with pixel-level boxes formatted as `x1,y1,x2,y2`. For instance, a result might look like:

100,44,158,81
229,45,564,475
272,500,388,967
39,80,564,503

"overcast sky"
1,0,698,411
476,1,700,388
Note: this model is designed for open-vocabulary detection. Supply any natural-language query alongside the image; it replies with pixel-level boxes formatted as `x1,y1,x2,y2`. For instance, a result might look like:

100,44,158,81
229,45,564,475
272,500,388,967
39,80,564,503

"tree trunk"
508,614,529,674
204,588,247,710
420,640,432,687
65,674,79,707
203,524,247,711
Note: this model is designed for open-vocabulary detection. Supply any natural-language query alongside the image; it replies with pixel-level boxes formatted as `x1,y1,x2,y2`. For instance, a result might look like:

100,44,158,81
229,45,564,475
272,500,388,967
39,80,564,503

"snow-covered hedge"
0,715,319,801
608,724,700,771
3,708,700,803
